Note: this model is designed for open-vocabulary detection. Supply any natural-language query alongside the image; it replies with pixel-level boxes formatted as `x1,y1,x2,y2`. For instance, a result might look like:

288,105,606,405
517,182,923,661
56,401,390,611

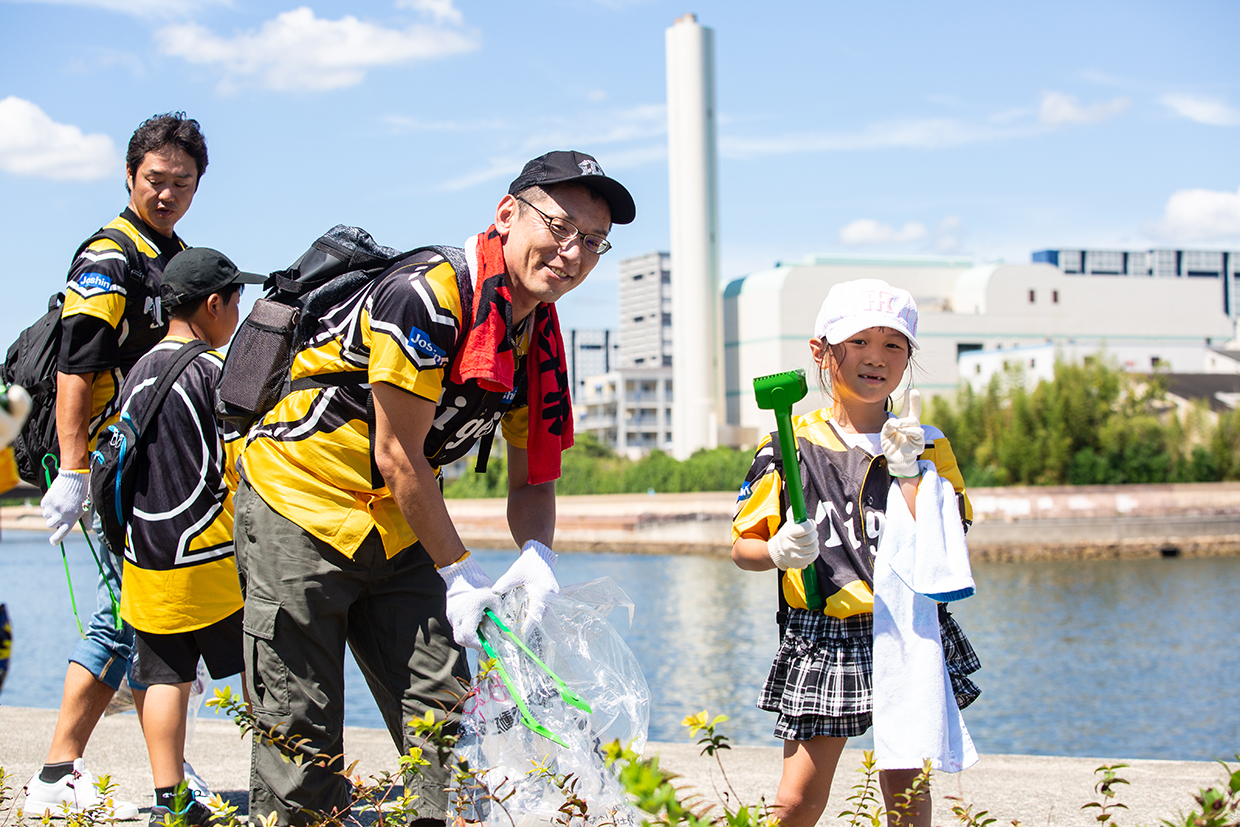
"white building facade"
573,252,676,458
573,368,674,460
565,328,618,401
618,252,672,369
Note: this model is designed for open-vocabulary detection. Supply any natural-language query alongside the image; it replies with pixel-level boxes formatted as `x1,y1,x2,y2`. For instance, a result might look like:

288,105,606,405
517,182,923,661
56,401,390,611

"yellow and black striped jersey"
733,407,971,618
118,337,243,635
240,250,532,560
59,208,185,453
0,448,17,494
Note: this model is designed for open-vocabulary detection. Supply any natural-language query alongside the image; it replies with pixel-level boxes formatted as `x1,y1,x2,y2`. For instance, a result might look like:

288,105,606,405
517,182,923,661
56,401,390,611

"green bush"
935,354,1240,487
445,433,752,498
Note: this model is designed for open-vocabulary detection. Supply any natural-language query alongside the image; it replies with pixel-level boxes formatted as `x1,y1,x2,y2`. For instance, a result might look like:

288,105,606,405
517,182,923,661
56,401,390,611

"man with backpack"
24,112,209,821
233,150,635,825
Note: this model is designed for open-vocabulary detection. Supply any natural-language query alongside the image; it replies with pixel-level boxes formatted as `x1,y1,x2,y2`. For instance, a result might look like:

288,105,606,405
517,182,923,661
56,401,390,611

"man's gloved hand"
767,519,819,571
881,388,925,479
42,469,90,545
492,539,560,625
437,553,499,650
0,384,31,448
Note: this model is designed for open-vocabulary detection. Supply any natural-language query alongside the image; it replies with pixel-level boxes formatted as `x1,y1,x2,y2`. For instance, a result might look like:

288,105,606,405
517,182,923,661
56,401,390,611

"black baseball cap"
508,150,636,225
160,247,266,308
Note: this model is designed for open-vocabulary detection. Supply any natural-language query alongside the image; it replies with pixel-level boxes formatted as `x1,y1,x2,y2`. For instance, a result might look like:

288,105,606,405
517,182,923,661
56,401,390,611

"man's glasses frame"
516,196,612,255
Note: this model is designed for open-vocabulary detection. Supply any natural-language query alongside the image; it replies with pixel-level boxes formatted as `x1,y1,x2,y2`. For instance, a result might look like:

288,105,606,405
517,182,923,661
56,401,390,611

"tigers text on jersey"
732,407,971,618
59,208,185,452
118,337,243,635
240,252,531,561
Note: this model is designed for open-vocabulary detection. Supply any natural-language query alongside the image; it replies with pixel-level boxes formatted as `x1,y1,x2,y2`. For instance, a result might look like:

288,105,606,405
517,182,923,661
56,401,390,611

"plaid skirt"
758,607,981,741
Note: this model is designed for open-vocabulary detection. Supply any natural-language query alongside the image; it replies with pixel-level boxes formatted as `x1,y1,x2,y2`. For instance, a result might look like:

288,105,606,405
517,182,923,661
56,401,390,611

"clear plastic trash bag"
454,577,650,826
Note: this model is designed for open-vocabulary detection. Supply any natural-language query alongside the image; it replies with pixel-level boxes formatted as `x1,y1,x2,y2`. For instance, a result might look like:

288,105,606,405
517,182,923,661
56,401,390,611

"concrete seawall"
443,481,1240,558
6,481,1240,558
0,706,1228,826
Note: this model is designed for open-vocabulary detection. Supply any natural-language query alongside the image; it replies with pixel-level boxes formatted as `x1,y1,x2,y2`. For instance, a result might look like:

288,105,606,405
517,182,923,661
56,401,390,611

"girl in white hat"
732,278,981,827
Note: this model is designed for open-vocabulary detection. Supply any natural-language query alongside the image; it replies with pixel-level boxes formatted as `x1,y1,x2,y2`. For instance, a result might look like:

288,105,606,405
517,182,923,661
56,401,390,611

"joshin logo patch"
78,272,114,291
737,481,753,501
407,327,447,366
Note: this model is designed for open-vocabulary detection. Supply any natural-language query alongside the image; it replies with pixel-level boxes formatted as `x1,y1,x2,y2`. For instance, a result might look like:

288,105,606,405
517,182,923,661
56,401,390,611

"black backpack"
216,225,469,435
1,229,143,491
89,340,211,554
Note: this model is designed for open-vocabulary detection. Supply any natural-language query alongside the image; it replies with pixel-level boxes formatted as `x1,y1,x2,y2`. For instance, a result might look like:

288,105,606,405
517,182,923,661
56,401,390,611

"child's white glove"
492,539,560,625
881,389,925,478
42,469,91,545
767,519,819,570
0,384,31,448
438,553,499,651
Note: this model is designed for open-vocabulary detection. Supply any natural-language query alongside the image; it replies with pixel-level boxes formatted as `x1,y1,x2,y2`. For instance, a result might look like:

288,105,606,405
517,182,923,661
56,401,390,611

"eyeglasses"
516,196,612,255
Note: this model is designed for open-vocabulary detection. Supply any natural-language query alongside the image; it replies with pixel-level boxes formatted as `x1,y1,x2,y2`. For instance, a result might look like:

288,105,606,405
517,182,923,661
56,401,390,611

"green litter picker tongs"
476,607,592,747
753,368,823,610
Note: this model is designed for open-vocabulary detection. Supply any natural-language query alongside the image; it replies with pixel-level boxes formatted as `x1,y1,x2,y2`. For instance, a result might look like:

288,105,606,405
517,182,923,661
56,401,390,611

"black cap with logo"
508,150,636,225
160,247,266,308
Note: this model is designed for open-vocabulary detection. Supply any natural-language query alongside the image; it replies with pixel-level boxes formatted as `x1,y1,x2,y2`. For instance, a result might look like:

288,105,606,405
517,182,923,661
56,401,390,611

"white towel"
872,462,978,773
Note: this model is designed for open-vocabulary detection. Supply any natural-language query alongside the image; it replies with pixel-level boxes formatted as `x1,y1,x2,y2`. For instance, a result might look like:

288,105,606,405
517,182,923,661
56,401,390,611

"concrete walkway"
0,706,1227,826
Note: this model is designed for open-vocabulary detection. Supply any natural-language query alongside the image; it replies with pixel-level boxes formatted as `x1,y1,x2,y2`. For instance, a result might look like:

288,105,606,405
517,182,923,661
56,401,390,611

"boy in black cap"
234,150,634,825
117,247,262,826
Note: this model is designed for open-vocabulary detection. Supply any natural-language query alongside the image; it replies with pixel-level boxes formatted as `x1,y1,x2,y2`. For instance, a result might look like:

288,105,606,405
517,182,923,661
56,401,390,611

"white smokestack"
666,12,721,461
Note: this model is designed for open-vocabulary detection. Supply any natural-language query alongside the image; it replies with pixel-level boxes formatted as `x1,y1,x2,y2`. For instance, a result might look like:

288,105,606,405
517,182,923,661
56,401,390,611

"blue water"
2,530,1238,761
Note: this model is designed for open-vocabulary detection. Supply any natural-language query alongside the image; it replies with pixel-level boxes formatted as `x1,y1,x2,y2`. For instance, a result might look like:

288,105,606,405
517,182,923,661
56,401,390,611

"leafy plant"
1082,763,1130,826
839,750,885,827
1160,756,1240,827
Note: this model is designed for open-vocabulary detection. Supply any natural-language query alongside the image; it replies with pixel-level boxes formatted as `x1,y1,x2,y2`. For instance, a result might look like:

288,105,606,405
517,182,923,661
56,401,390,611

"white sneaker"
182,762,210,800
181,762,220,813
23,758,140,820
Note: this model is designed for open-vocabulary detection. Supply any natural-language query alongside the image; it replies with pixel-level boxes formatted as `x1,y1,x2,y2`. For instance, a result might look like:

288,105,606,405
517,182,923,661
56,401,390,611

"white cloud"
839,219,928,246
394,0,463,26
1037,91,1130,127
1149,185,1240,242
6,0,221,19
0,97,120,180
723,117,1029,159
1158,94,1240,126
157,7,480,93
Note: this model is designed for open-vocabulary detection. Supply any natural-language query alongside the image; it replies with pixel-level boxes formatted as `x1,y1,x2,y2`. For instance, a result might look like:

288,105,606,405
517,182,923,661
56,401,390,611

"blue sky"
1,0,1237,338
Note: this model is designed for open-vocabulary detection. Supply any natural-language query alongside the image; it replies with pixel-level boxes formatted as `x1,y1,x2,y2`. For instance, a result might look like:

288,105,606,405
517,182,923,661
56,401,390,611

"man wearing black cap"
234,150,635,825
112,247,262,827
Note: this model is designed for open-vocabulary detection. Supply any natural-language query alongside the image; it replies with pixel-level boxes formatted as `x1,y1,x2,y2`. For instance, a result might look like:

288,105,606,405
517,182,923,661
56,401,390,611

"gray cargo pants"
234,479,470,825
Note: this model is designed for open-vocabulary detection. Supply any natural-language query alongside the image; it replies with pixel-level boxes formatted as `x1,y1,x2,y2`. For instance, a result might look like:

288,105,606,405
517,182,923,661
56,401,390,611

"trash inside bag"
455,577,649,826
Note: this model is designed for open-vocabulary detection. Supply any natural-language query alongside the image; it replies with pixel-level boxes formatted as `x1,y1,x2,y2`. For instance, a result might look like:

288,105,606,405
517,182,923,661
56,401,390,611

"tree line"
444,356,1240,498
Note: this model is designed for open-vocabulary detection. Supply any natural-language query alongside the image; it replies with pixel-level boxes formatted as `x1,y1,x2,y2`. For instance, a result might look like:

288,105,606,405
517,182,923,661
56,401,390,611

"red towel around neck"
450,226,573,485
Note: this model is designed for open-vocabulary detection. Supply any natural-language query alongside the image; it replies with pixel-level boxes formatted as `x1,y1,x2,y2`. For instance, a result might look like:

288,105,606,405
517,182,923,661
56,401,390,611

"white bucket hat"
813,278,920,350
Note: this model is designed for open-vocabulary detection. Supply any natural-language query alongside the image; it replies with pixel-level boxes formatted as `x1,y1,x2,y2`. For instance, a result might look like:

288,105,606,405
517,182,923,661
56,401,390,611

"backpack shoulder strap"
132,340,212,437
73,227,144,278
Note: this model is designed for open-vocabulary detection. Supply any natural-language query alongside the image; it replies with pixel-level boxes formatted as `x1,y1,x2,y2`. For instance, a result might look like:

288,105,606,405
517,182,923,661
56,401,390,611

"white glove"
881,389,926,478
438,553,499,650
43,469,91,545
0,384,31,448
767,519,819,571
492,539,560,626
